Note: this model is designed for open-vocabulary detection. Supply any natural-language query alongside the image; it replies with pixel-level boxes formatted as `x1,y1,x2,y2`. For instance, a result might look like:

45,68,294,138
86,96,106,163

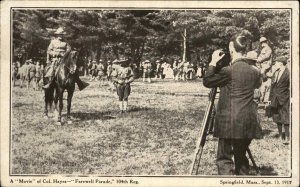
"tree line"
13,9,290,67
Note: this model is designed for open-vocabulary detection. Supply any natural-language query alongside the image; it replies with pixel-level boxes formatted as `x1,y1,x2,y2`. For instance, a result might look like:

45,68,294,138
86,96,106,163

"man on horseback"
42,27,89,90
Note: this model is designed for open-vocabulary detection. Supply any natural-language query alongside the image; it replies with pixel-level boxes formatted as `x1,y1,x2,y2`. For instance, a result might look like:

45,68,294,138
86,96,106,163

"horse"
43,51,78,125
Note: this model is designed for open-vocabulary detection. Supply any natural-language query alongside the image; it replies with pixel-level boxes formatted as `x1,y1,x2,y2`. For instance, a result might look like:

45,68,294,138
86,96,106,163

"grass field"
11,77,291,175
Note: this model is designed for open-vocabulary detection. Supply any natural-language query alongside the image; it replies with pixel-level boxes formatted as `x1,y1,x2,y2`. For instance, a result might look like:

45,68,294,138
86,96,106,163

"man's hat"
275,56,288,65
246,51,258,62
259,37,268,43
112,59,119,64
26,59,32,63
54,27,66,35
145,60,150,63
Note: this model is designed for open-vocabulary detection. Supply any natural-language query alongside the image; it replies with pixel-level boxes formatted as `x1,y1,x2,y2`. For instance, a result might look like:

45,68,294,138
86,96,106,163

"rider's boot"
76,75,89,91
42,77,53,89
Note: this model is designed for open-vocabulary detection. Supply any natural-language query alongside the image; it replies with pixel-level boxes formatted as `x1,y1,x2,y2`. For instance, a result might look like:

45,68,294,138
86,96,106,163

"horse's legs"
54,86,59,121
67,88,75,124
44,90,49,118
57,89,64,125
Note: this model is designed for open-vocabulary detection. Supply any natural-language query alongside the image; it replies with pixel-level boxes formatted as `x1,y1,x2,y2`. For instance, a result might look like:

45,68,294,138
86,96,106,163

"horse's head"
63,50,78,74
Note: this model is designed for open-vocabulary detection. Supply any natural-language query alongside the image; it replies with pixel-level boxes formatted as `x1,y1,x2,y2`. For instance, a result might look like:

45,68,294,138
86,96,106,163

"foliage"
13,9,290,65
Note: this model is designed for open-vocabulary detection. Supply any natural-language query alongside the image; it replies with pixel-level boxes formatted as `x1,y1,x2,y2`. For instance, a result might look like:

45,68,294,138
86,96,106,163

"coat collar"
231,57,248,65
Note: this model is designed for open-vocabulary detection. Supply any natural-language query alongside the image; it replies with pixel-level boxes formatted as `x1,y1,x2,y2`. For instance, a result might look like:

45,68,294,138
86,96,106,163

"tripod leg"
246,148,259,175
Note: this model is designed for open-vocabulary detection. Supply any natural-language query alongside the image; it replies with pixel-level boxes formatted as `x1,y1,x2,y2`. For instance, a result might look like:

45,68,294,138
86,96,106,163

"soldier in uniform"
35,61,42,90
12,61,19,87
111,59,135,113
182,61,189,81
42,27,89,90
142,60,152,83
257,37,273,104
26,59,36,89
97,59,106,86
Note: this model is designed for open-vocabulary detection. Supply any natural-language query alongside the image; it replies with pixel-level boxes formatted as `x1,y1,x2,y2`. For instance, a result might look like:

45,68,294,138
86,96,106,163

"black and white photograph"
1,1,299,187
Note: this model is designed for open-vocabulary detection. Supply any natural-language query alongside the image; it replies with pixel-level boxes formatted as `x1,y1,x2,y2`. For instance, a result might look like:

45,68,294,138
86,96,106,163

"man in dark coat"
203,35,262,175
268,56,290,144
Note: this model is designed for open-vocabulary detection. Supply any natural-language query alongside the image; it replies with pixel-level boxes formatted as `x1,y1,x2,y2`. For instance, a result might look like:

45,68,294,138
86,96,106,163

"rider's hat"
145,60,150,63
54,27,66,35
259,37,268,43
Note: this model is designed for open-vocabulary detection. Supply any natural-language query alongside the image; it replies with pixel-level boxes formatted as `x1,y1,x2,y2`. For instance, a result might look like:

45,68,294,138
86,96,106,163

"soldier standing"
111,59,135,113
42,27,89,90
142,60,152,83
257,37,273,104
97,60,106,86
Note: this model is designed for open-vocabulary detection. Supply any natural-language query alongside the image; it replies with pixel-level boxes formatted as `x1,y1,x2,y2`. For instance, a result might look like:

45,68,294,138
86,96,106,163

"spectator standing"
268,56,290,144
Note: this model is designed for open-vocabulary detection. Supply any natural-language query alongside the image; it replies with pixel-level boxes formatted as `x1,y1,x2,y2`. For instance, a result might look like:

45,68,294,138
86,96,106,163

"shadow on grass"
129,106,151,112
258,165,278,175
71,111,117,121
13,102,31,108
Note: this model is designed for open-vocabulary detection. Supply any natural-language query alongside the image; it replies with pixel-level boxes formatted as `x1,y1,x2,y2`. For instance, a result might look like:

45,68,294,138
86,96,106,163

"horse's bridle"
64,64,77,74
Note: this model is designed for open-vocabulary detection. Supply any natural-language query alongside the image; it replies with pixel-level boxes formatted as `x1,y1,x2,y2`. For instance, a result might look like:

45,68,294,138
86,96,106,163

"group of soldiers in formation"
85,57,206,84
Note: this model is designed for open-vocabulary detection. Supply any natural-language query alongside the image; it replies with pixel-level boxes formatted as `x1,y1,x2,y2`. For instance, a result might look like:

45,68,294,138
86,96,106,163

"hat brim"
54,32,66,35
244,57,257,61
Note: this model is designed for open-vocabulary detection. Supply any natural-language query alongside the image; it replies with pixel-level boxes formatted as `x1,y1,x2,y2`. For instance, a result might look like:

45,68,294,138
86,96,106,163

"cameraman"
203,34,262,175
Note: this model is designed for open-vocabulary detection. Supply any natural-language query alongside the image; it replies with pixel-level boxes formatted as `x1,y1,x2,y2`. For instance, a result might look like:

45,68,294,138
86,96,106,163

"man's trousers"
217,138,252,175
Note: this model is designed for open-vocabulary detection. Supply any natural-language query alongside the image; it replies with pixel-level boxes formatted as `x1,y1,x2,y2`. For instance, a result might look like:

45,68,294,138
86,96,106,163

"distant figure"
257,37,273,104
111,59,135,113
142,60,152,83
182,61,189,81
19,59,32,89
155,60,162,79
268,56,290,144
97,60,106,86
12,61,19,87
187,61,195,80
196,62,204,78
173,60,179,80
89,60,97,81
35,61,43,90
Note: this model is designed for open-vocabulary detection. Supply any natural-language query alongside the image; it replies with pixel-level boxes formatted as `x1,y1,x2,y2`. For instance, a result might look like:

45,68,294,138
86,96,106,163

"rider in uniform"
42,27,89,90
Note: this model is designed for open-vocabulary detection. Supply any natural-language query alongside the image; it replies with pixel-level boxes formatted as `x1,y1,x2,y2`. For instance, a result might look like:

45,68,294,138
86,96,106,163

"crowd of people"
12,58,43,90
12,27,290,176
83,57,207,84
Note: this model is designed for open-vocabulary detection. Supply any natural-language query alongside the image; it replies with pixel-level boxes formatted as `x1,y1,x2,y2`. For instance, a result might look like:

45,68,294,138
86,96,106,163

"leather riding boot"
42,77,54,89
76,77,89,91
